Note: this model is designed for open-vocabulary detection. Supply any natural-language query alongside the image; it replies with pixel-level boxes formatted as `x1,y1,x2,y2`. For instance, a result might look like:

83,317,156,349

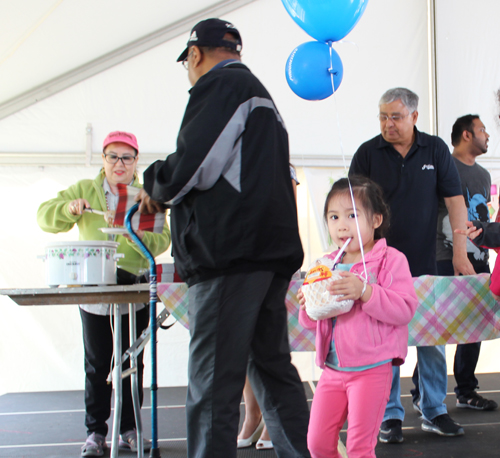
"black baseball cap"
176,18,242,62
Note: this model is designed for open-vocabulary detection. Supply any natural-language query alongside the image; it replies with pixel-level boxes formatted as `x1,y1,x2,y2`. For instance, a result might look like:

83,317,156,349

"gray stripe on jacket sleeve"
166,96,286,205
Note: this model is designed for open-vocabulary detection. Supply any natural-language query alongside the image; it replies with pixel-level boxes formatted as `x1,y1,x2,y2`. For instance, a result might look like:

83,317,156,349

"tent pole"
427,0,438,136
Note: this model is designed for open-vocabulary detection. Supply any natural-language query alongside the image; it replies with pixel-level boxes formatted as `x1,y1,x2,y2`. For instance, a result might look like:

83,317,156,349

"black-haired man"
432,115,497,411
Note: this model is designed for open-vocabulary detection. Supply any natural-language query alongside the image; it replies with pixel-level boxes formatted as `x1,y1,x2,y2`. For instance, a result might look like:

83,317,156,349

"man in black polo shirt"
349,87,474,443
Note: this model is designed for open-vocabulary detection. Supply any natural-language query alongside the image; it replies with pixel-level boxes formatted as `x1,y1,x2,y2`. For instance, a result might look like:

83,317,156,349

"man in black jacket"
138,18,310,458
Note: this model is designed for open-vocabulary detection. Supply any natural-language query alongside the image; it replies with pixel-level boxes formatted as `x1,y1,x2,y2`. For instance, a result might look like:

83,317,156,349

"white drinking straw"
330,237,352,266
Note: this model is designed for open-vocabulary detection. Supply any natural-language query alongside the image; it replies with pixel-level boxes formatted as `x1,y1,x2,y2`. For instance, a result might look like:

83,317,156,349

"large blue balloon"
282,0,369,42
286,41,343,101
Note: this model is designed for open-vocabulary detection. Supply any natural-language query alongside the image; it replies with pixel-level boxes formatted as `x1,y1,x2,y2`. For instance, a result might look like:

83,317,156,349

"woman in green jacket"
37,131,171,457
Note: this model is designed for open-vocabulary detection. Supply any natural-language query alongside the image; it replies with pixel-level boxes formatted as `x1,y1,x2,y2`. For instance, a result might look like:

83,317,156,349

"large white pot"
43,241,123,287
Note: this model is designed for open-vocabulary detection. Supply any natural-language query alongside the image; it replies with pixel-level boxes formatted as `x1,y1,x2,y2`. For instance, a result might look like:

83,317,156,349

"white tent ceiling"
0,0,256,118
1,0,500,165
0,0,434,166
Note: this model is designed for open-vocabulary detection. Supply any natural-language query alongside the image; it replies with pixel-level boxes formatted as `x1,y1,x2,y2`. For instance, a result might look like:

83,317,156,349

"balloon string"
347,178,368,281
328,42,348,175
335,39,360,52
328,41,368,281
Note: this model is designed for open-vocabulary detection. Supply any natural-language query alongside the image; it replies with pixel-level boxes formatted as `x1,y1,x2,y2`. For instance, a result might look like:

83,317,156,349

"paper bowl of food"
302,262,354,321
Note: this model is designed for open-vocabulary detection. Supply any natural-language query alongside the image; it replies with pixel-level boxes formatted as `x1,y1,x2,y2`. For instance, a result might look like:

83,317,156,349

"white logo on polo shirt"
422,164,435,170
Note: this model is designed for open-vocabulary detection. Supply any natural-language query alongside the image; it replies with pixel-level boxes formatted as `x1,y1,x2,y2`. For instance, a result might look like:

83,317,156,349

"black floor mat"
1,376,499,457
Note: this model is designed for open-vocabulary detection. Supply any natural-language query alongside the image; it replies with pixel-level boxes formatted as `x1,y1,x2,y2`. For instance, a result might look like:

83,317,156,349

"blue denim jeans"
384,346,448,422
383,366,405,422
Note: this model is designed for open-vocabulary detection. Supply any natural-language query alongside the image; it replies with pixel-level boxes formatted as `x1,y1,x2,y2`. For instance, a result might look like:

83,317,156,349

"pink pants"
308,363,392,458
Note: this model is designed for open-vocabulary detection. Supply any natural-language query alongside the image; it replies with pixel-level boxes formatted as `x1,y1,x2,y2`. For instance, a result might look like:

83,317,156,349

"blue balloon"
285,41,343,101
281,0,369,42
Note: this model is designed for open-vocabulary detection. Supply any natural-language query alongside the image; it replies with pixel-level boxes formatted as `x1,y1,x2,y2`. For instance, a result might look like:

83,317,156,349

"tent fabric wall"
6,0,497,394
435,0,500,158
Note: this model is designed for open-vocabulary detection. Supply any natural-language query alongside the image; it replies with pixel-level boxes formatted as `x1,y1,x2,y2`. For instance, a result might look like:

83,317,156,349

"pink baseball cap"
103,131,139,153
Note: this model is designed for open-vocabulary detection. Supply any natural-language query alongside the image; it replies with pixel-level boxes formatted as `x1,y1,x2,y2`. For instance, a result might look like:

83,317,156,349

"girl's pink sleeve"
490,255,500,296
362,249,418,326
299,308,317,330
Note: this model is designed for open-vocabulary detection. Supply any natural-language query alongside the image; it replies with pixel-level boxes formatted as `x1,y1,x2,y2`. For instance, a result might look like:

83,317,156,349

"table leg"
129,303,144,458
110,304,122,458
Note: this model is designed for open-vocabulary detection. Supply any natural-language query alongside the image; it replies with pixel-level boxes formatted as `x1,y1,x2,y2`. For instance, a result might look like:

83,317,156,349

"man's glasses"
182,49,195,70
378,113,413,122
103,153,137,165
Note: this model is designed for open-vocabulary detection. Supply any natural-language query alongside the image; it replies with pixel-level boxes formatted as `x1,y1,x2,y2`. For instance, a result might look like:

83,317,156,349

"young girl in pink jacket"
299,176,418,458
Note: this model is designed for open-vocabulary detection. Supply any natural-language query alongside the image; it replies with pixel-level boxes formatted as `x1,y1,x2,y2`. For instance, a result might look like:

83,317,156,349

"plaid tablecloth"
157,273,500,351
410,274,500,346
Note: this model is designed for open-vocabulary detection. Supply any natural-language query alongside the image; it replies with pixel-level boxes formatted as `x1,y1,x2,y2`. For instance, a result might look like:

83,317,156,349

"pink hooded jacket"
299,238,418,369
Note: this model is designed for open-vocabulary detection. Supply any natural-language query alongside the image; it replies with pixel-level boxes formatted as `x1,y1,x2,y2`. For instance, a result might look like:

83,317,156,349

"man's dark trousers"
186,270,311,458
